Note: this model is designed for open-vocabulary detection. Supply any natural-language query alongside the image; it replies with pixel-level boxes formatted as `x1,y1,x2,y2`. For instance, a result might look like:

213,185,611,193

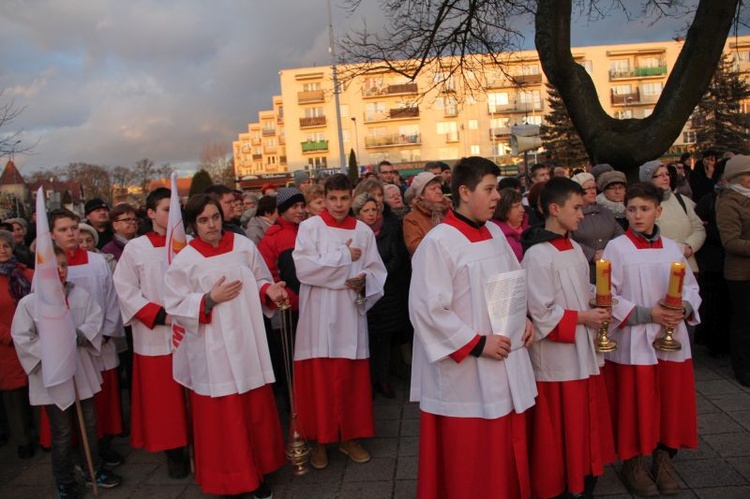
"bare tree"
199,142,233,185
111,165,133,190
131,158,172,198
64,163,113,203
0,92,36,156
341,0,744,171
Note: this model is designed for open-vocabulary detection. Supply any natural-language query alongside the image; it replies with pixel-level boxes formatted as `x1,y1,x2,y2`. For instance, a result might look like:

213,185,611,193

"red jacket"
0,267,34,390
257,217,301,311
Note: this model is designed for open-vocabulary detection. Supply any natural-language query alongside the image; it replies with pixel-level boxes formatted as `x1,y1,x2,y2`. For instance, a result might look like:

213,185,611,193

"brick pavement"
1,344,750,498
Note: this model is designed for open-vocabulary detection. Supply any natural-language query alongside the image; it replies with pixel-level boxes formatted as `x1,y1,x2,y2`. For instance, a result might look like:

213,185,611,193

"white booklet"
485,269,528,351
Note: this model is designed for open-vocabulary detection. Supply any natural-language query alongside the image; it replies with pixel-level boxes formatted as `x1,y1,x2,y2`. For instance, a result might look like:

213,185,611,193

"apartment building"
233,36,750,179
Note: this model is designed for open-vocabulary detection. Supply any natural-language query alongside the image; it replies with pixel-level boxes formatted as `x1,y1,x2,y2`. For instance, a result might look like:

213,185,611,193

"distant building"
28,179,84,215
0,159,30,218
232,36,750,178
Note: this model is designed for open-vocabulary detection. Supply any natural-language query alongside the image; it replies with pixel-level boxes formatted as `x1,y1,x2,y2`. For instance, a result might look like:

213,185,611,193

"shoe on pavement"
652,449,681,495
621,456,658,497
253,481,273,499
338,440,371,464
310,444,328,470
85,468,122,489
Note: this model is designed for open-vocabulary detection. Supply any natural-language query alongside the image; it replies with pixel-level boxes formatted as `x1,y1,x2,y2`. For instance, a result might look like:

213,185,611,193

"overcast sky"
0,0,744,175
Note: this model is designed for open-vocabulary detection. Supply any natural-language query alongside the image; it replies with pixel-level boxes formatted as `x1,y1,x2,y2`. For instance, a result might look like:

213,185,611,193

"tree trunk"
535,0,740,173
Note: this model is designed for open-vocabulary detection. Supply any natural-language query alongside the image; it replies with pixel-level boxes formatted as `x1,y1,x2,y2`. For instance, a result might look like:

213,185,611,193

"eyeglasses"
652,173,670,179
584,186,597,191
115,217,138,223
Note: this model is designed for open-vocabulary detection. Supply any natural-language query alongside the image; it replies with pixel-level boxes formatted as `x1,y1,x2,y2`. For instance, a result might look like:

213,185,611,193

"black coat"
367,212,412,336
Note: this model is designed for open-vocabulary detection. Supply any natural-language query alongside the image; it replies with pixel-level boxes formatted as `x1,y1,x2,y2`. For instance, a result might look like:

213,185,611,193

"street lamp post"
351,117,360,164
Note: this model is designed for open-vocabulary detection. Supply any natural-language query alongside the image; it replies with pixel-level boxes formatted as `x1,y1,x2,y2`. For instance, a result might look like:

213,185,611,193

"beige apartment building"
233,36,750,180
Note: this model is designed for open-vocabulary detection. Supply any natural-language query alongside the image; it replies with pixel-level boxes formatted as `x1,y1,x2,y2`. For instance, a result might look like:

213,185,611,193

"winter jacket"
716,188,750,281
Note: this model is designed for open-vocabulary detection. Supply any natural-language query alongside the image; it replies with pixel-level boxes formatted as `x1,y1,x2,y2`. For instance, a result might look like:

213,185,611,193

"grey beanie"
276,187,305,214
590,164,614,180
293,170,311,188
639,160,663,183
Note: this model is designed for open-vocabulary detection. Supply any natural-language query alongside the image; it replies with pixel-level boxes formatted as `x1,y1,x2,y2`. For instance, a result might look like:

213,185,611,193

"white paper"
485,269,528,351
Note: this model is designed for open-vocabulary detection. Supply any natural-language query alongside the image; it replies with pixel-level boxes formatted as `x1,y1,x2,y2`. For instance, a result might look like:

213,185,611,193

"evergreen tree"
541,83,590,169
189,169,213,197
695,53,750,154
348,149,359,185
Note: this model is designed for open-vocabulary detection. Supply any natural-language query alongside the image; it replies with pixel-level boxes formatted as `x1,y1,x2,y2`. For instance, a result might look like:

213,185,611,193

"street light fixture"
351,117,360,165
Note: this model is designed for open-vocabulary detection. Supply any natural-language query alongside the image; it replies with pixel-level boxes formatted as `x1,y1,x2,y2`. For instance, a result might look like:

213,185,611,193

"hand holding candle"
595,259,612,307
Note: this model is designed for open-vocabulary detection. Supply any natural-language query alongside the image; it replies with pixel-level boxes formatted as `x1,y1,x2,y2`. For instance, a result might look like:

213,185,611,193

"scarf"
0,257,32,304
370,214,385,236
730,182,750,198
596,192,626,219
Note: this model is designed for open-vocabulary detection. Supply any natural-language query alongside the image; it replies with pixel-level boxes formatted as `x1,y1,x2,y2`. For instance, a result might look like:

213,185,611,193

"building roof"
148,177,192,198
28,179,84,204
0,160,26,186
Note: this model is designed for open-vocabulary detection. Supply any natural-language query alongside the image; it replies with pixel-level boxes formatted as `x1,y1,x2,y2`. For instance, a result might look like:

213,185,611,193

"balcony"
365,133,421,148
251,138,261,146
490,127,512,137
514,73,543,85
297,89,325,104
264,145,278,154
280,156,288,165
444,108,458,118
445,133,459,143
301,140,329,153
609,66,667,80
277,115,284,125
262,128,276,136
299,116,327,128
279,136,286,145
252,154,262,160
362,82,419,98
389,107,420,119
488,101,543,114
611,89,641,105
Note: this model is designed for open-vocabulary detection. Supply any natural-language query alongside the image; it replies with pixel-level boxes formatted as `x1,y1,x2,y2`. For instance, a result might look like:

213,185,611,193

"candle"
664,262,686,308
595,259,612,307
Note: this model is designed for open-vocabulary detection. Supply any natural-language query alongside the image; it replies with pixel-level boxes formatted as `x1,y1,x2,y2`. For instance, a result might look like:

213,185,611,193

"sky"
0,0,744,175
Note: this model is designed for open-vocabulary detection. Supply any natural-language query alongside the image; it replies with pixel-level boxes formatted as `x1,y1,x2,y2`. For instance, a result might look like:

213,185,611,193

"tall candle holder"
653,262,685,352
589,297,618,353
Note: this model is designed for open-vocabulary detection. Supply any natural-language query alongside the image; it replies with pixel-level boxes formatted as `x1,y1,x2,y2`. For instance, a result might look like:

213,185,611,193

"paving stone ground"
1,343,749,498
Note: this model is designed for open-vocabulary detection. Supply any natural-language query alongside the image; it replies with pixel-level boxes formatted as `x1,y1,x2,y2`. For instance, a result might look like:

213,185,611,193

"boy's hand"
345,238,362,261
209,276,243,303
579,308,612,329
522,318,535,347
481,334,511,360
345,273,366,292
651,303,684,329
266,281,288,304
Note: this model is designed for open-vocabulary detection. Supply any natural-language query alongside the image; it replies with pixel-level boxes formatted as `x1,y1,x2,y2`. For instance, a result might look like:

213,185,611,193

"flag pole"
74,381,98,496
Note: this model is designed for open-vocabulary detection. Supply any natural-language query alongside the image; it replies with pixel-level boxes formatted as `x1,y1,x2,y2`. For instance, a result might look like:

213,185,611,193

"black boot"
165,447,190,479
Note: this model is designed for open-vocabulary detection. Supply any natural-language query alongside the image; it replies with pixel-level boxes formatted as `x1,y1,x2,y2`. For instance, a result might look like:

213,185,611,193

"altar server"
410,156,537,499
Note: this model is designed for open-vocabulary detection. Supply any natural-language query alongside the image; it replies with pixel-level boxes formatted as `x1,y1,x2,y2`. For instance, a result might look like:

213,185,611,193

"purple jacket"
492,217,528,262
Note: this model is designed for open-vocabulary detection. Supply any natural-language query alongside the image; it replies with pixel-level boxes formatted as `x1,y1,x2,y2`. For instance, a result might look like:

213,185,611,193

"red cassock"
603,360,698,460
293,358,375,443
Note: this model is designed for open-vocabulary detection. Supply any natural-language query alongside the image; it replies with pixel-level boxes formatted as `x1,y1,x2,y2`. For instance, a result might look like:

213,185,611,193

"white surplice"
292,215,387,361
163,233,276,397
113,235,171,356
602,233,701,366
409,221,537,419
523,239,602,381
12,284,103,406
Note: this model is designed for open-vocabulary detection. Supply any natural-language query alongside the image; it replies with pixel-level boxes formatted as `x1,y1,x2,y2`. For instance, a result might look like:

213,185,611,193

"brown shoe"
652,449,681,495
310,444,328,470
621,456,658,497
338,440,371,464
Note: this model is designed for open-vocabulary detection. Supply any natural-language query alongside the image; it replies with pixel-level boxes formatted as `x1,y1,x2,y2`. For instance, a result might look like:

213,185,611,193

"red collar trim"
189,231,234,257
146,232,166,248
625,228,663,249
444,211,492,243
320,209,357,229
66,247,89,266
549,236,574,251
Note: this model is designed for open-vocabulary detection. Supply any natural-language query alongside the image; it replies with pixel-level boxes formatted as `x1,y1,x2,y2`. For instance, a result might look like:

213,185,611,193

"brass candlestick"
653,300,683,352
589,298,618,353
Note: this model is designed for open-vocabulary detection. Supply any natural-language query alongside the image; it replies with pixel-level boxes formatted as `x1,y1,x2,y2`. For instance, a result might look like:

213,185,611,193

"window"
610,59,631,73
637,57,662,68
468,119,479,130
524,115,542,126
579,60,593,74
342,130,351,143
398,124,420,137
470,145,481,155
400,149,421,162
363,76,384,92
365,102,387,121
643,108,654,118
307,157,328,169
339,104,349,118
488,92,510,112
438,147,459,159
683,131,696,144
265,138,276,147
305,132,326,142
491,118,511,128
612,84,632,95
615,110,633,119
520,64,540,75
304,107,324,118
267,156,277,165
641,82,663,96
436,121,459,139
302,82,321,92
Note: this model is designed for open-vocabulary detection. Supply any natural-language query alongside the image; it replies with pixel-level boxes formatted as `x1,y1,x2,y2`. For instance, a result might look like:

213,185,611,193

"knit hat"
590,163,613,180
570,172,595,187
639,160,663,182
77,223,99,246
0,229,15,250
724,154,750,182
293,170,310,188
407,172,440,199
598,170,627,191
4,217,27,229
84,198,109,215
276,187,305,214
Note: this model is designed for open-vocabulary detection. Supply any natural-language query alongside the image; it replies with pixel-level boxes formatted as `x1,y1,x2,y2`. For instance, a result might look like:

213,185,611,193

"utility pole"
327,0,346,171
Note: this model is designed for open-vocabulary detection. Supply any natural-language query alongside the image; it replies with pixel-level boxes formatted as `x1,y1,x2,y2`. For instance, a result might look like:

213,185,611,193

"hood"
521,225,565,252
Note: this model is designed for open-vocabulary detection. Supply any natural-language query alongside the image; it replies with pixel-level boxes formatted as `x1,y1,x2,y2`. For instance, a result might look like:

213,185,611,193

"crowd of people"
0,150,748,499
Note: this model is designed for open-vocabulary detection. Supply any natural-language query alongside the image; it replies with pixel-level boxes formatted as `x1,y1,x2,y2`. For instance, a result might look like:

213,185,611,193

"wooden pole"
73,382,98,496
